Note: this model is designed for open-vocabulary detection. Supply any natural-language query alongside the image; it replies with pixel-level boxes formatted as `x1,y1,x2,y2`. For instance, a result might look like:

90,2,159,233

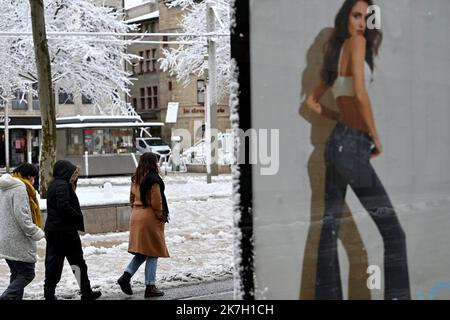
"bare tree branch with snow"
0,0,138,116
159,0,231,98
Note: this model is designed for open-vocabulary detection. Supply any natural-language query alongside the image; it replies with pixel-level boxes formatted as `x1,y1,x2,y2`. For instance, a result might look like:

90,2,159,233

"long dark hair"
321,0,383,86
13,163,38,179
132,152,159,186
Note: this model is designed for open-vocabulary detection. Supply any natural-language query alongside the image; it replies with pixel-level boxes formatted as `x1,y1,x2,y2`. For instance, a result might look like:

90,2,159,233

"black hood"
53,160,78,182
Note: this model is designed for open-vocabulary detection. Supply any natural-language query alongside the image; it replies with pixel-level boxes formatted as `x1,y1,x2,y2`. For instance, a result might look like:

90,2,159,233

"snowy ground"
0,174,234,300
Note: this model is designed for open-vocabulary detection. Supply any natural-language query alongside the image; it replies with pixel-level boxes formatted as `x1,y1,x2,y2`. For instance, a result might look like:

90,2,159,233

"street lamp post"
205,1,219,184
4,98,10,173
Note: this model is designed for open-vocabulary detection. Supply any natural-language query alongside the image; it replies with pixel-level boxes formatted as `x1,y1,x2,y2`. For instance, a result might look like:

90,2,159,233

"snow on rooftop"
125,10,159,24
57,115,141,121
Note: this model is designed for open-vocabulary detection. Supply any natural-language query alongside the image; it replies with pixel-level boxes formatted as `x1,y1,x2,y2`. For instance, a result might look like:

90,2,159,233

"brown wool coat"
128,182,169,258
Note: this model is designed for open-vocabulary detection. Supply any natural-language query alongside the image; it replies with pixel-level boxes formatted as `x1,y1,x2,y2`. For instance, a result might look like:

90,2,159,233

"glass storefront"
0,131,5,167
10,130,27,167
67,129,84,156
31,131,39,164
0,129,39,168
67,128,135,156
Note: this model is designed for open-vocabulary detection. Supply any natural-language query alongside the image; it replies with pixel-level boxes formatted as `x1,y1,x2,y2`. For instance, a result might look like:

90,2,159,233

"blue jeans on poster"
125,254,158,285
315,122,411,300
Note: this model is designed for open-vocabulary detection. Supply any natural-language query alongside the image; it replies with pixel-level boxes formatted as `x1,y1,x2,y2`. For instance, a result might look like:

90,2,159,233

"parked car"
136,137,171,159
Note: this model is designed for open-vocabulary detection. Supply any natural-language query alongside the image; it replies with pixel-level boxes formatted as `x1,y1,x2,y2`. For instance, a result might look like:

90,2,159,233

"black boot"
144,285,164,298
117,272,133,295
44,286,57,300
80,288,102,301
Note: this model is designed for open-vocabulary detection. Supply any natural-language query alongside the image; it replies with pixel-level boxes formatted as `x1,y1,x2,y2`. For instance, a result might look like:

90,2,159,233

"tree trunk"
29,0,56,198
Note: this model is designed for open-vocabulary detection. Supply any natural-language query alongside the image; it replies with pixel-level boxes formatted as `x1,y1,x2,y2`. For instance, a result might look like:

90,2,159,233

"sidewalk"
100,277,234,300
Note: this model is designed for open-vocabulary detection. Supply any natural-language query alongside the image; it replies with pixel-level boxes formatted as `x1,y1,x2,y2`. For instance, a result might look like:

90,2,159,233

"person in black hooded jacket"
43,160,101,300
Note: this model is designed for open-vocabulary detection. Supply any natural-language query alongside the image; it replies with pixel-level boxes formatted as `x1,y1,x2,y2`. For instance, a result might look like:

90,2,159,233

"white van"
136,137,171,158
181,133,234,165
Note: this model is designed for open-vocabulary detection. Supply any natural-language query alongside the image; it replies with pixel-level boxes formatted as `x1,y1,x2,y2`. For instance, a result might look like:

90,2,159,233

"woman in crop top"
305,0,411,300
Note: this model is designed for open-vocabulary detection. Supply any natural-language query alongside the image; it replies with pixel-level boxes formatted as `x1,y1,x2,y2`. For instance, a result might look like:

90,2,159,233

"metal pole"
207,2,219,177
84,151,89,177
205,79,211,184
131,152,138,168
5,100,9,173
27,130,32,163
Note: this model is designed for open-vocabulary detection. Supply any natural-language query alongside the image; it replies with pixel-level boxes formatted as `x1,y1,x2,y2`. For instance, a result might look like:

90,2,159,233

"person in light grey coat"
0,171,44,300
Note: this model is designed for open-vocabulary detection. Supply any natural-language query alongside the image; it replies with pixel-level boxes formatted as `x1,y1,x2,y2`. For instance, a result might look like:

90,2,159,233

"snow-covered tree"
29,0,56,198
0,0,137,116
0,0,139,195
159,0,231,98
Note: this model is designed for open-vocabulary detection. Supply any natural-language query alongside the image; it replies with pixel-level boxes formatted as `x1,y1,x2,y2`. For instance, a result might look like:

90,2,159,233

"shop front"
0,116,41,168
0,116,163,175
66,128,135,156
55,116,163,176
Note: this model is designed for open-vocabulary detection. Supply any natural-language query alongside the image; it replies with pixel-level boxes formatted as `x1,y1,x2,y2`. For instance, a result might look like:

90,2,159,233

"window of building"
152,86,158,109
197,80,205,105
111,129,134,154
82,94,92,104
141,23,147,33
163,36,168,48
67,129,84,156
10,130,27,166
140,88,146,110
147,87,152,109
140,86,158,109
145,50,151,72
132,98,137,110
139,51,144,73
81,128,134,155
83,129,111,155
168,81,172,91
32,83,39,110
58,91,74,104
12,90,28,110
151,49,157,72
143,22,156,33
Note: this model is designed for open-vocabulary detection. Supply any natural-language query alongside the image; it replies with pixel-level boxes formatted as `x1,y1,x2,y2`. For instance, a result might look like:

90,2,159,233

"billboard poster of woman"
234,0,450,300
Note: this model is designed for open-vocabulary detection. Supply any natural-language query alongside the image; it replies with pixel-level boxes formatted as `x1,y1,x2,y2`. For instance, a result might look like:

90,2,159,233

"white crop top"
331,46,373,98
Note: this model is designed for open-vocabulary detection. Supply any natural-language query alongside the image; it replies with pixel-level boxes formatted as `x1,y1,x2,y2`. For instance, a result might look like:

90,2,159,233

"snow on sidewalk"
0,174,234,300
38,174,232,209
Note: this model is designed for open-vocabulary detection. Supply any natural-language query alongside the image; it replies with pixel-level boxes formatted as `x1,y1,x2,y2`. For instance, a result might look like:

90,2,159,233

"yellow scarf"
12,172,43,228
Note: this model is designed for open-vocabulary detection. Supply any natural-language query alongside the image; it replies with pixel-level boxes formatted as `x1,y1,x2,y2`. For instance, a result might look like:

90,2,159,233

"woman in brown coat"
117,152,170,298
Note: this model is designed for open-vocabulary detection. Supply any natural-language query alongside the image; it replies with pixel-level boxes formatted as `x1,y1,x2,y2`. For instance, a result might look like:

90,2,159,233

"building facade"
1,0,231,170
0,79,117,168
125,0,231,150
125,1,161,136
1,0,142,170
